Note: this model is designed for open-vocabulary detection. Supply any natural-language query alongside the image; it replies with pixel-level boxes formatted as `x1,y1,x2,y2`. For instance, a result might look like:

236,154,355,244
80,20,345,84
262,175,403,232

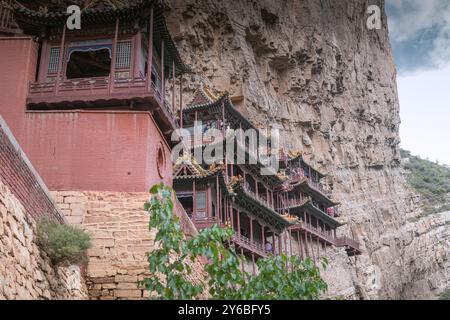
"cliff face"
166,0,449,299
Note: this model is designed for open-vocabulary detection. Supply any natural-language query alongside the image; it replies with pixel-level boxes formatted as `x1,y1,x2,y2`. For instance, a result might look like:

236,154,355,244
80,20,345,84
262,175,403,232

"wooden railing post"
109,18,119,94
55,24,66,95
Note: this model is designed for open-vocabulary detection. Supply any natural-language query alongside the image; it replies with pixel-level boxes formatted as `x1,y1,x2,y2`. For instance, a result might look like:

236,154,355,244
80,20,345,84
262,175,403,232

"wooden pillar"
237,210,241,235
303,232,309,258
261,225,265,251
241,248,245,274
297,231,303,259
230,207,234,230
289,229,293,257
250,217,254,242
179,75,183,127
255,179,259,198
192,180,196,224
161,38,165,101
252,254,256,275
172,61,176,113
272,233,275,254
55,24,66,94
278,234,282,255
109,18,120,94
216,176,220,222
146,7,154,91
133,29,142,78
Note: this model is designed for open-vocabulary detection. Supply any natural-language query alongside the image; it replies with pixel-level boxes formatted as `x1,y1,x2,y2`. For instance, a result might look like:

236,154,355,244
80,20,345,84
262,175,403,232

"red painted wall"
0,37,173,192
0,116,64,223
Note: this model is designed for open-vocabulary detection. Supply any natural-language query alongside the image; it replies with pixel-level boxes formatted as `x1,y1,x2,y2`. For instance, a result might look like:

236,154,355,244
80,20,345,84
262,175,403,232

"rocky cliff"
165,0,449,299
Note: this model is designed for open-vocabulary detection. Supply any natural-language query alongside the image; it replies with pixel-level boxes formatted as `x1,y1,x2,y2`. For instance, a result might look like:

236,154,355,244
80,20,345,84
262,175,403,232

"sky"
386,0,450,166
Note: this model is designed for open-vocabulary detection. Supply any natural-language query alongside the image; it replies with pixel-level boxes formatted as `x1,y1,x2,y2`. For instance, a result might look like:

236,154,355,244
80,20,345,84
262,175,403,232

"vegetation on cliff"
401,149,450,215
37,216,91,265
142,184,328,300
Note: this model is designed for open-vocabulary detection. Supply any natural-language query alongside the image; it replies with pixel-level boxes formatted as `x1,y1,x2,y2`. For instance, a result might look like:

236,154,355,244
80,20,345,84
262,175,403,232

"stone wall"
51,190,205,300
0,116,87,300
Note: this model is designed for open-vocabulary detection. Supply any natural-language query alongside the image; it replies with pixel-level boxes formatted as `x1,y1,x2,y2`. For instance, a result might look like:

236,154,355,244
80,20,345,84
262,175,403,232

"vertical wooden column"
133,29,142,78
160,39,165,102
192,180,196,224
289,229,293,257
297,231,302,259
252,254,256,275
230,207,235,230
216,176,220,222
261,225,265,251
241,248,245,274
272,233,275,254
179,75,183,127
172,61,176,113
237,210,241,235
250,218,254,242
109,18,120,94
303,232,309,258
55,24,67,94
146,7,154,91
255,180,259,198
278,234,282,255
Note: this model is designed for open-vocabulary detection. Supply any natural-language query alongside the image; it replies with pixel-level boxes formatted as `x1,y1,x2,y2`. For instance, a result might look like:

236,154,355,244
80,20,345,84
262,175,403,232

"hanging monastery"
0,0,360,299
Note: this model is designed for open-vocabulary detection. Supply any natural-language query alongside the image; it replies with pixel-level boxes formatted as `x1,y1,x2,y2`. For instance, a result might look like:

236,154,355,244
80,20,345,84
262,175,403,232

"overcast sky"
386,0,450,165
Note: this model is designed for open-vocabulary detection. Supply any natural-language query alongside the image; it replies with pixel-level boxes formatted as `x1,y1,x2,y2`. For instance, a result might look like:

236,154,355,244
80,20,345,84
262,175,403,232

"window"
48,47,60,74
196,192,207,219
116,41,132,69
156,143,166,179
66,48,111,79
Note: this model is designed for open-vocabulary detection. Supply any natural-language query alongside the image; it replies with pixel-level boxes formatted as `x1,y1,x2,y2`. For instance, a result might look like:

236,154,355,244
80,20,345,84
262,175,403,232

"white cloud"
387,0,450,68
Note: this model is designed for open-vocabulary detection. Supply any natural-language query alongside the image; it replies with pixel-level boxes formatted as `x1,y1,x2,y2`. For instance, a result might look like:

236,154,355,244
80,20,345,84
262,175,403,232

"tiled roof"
173,153,223,180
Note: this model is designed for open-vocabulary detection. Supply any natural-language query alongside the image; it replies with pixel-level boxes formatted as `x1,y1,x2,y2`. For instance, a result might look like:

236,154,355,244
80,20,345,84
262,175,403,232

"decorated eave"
287,151,327,179
173,154,224,181
12,0,188,75
302,200,342,228
229,177,295,232
183,86,257,132
296,178,338,207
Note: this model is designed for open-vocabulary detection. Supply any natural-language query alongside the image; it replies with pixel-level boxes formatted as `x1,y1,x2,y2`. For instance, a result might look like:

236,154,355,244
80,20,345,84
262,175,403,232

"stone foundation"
0,181,88,300
51,191,205,300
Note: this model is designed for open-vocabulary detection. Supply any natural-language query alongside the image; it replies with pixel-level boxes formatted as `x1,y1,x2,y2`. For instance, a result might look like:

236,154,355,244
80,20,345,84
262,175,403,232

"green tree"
141,183,328,300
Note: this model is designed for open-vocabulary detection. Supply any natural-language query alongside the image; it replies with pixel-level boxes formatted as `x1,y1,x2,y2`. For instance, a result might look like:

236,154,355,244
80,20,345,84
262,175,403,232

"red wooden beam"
55,25,66,94
146,7,154,92
110,18,120,94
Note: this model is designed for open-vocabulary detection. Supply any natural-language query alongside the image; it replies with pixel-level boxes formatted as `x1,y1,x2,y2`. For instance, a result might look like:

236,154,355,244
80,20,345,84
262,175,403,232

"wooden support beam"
109,18,120,94
179,74,183,127
55,24,66,94
252,254,256,275
146,7,154,92
161,38,165,101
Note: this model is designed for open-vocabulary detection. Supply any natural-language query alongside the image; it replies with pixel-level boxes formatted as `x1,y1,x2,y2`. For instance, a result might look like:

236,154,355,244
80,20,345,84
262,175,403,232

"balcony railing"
335,236,361,252
296,221,336,244
0,0,15,33
291,170,332,197
231,233,267,258
242,185,273,210
27,75,178,128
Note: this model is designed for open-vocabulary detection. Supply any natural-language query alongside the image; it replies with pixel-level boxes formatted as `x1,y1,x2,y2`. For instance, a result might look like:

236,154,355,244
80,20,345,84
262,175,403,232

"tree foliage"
141,183,328,300
401,149,450,215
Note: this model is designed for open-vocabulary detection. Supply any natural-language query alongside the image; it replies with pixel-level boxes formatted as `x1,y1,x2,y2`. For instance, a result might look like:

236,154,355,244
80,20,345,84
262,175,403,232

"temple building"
0,0,360,298
173,86,361,273
0,0,195,299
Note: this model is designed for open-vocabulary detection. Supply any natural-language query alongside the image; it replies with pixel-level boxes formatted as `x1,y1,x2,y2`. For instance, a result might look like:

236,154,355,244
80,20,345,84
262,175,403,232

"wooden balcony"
231,233,267,258
335,236,362,256
291,221,336,245
193,217,222,230
26,76,179,139
0,0,16,34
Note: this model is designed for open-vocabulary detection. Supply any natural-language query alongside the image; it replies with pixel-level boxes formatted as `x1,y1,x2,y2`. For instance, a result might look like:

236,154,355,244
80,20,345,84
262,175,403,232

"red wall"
0,37,173,193
0,116,64,223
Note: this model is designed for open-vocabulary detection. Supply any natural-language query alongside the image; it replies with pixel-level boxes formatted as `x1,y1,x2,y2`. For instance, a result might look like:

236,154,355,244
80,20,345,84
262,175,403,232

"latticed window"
115,41,132,69
48,47,60,74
